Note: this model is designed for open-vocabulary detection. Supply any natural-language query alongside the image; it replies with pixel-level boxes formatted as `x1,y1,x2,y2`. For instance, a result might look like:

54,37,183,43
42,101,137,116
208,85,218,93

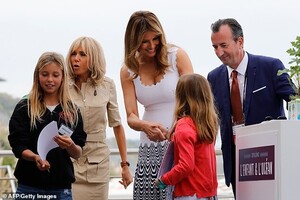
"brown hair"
174,73,219,143
124,11,169,79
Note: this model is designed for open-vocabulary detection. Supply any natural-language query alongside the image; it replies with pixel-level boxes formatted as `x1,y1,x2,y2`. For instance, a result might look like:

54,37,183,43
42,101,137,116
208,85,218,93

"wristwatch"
120,161,130,168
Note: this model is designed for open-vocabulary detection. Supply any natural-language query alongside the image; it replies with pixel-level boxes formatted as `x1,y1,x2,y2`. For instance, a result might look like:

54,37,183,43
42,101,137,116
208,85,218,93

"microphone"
277,116,287,120
264,115,287,122
264,116,273,121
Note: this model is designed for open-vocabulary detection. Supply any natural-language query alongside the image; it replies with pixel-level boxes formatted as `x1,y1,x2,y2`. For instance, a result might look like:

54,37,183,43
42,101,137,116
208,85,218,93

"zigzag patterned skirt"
133,141,171,200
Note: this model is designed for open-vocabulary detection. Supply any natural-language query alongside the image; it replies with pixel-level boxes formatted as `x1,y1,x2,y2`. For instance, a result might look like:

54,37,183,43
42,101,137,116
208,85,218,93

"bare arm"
113,125,133,189
176,48,194,76
120,66,142,131
120,66,167,141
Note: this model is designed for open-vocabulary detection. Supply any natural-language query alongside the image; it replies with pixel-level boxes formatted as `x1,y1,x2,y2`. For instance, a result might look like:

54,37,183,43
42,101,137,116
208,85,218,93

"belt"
178,195,218,200
197,196,218,200
86,133,105,142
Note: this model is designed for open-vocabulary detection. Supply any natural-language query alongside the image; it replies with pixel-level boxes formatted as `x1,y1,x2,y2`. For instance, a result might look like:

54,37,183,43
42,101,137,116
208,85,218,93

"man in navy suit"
207,18,295,198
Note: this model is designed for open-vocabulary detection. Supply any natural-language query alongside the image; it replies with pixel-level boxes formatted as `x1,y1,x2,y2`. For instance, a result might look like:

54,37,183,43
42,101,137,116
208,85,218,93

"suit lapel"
220,66,231,118
244,53,257,120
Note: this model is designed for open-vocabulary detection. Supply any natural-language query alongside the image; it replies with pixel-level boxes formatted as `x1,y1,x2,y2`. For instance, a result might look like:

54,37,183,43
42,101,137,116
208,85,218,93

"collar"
227,51,248,77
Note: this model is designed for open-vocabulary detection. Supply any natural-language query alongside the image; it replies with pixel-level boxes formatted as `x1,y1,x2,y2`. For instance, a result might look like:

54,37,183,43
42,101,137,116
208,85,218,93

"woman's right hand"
143,122,167,142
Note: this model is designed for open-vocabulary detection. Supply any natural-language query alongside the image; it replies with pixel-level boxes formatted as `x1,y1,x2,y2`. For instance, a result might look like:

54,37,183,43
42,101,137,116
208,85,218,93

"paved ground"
108,177,234,199
217,177,235,199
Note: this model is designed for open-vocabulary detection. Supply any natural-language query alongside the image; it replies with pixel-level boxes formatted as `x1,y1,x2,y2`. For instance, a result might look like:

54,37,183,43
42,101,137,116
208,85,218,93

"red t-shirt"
161,117,218,198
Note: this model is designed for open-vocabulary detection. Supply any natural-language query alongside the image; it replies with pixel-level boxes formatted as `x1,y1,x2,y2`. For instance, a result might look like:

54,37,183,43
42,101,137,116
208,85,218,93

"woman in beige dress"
66,36,132,200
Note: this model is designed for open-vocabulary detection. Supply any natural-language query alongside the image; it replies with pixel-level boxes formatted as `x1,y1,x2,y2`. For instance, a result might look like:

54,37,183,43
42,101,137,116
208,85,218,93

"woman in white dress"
120,11,194,200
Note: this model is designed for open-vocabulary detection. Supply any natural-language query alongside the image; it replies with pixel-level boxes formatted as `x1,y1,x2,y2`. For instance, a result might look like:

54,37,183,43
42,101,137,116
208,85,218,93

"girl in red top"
156,73,219,200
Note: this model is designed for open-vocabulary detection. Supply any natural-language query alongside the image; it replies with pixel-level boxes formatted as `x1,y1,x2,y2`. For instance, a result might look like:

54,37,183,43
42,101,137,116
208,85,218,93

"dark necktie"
230,70,244,124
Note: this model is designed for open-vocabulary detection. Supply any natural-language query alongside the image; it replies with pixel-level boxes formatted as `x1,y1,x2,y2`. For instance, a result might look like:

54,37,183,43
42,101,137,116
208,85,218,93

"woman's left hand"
119,166,133,189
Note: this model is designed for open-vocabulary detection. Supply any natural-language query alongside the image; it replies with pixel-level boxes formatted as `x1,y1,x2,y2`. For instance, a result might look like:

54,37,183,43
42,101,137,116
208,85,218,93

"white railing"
0,149,234,200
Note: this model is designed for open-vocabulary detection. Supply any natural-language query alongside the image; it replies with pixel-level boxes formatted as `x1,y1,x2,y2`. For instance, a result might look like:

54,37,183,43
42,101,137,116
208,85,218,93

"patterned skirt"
133,141,171,200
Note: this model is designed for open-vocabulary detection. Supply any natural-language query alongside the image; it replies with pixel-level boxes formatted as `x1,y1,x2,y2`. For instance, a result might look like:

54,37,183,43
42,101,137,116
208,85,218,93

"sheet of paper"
37,121,59,160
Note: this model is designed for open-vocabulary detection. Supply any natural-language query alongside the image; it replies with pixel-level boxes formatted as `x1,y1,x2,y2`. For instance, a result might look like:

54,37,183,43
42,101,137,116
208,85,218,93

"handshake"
144,122,175,142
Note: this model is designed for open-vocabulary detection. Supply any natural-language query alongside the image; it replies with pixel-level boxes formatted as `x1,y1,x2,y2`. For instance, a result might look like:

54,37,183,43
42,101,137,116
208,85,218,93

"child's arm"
53,135,82,159
160,118,197,186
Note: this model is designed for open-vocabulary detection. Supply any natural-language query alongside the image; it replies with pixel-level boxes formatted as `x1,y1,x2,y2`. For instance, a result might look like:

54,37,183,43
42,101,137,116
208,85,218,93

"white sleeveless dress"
130,47,179,200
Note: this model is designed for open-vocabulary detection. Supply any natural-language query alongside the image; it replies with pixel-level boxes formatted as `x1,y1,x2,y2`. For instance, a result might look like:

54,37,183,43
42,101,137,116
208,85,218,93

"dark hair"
211,18,243,42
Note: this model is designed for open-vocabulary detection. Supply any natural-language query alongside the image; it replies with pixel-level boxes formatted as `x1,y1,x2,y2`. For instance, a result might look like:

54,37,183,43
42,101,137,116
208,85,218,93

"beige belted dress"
69,77,122,200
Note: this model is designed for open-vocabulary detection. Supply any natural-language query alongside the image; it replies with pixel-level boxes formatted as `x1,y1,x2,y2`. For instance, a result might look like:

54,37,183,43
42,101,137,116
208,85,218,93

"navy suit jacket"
207,52,295,187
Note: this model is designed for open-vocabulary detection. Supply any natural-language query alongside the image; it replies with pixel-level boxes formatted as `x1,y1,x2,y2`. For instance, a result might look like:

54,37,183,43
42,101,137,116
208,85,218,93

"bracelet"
120,161,130,168
158,179,167,189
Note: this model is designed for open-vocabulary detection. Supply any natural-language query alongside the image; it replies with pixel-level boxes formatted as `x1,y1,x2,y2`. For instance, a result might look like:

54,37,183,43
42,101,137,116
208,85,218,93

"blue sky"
1,0,300,140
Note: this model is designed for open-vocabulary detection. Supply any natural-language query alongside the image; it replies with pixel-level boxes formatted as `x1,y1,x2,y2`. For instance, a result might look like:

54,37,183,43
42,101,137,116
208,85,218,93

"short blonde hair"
66,36,106,86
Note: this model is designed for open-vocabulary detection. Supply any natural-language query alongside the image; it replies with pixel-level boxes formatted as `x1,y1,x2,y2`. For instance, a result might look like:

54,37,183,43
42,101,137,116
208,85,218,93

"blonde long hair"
66,36,106,86
174,73,219,143
124,10,169,79
28,52,78,129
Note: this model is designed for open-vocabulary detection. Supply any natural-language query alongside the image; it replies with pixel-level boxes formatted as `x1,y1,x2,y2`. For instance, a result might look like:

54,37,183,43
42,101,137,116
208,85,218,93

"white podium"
236,120,300,200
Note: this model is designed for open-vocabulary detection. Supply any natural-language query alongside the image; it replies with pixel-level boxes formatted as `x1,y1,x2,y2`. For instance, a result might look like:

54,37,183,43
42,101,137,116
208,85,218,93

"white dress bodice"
130,47,179,145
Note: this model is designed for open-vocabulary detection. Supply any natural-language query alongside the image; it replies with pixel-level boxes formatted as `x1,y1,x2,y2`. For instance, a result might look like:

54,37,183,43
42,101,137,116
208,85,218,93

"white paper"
37,121,59,160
